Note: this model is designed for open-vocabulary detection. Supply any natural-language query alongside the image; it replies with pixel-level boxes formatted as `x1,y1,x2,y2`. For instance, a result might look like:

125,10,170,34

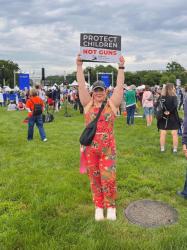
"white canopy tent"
4,86,12,92
14,86,19,91
136,85,145,91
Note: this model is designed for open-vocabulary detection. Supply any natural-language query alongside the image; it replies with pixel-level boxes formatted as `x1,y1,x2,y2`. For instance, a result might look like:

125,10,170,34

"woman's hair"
161,83,176,96
30,88,38,97
145,85,150,91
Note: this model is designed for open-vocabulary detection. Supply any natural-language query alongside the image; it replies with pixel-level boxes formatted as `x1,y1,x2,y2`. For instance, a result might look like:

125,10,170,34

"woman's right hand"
76,54,83,66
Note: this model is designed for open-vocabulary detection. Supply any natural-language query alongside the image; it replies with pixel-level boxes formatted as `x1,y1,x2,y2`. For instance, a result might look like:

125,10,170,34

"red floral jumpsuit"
80,103,117,208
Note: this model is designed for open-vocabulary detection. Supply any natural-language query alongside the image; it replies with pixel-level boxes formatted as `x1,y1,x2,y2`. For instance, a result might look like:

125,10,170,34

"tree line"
44,61,187,87
0,60,187,88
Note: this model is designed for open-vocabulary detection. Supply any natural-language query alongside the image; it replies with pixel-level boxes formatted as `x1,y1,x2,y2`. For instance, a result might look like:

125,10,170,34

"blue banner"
18,74,30,90
100,74,110,88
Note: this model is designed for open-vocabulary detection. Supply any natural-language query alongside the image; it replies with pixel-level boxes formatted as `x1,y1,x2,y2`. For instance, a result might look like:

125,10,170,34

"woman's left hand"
76,54,83,66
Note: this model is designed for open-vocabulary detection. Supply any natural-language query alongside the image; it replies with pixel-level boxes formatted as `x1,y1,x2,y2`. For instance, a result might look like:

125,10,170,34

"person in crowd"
73,88,79,110
25,89,30,103
181,85,187,110
0,90,4,106
46,89,54,111
124,85,136,125
35,84,46,102
26,88,47,142
138,89,144,106
53,86,61,112
19,90,26,104
76,54,125,221
178,88,184,110
7,101,17,111
76,92,83,114
177,91,187,199
142,85,154,126
17,100,25,111
176,86,181,107
157,83,180,153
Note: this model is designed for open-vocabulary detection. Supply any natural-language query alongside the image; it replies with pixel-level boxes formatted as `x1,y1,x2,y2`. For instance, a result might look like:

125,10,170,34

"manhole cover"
125,200,178,228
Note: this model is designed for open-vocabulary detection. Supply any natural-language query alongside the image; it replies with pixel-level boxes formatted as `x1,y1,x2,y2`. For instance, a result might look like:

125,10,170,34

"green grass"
0,106,187,250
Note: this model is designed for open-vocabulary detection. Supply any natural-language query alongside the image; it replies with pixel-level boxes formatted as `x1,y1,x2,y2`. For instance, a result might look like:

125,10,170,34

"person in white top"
142,85,154,126
0,91,4,106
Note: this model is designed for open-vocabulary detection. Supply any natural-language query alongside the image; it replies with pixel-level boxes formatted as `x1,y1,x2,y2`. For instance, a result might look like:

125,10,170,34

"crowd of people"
0,84,84,113
1,58,187,222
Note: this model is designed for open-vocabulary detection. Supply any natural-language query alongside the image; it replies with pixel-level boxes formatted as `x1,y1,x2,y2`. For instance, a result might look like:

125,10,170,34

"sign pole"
13,70,16,88
2,65,5,87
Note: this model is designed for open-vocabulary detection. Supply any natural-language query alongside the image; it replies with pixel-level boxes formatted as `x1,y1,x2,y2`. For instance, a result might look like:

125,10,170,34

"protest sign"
80,33,121,63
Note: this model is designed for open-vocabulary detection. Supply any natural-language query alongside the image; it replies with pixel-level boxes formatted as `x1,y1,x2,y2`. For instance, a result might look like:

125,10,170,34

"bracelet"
119,66,125,69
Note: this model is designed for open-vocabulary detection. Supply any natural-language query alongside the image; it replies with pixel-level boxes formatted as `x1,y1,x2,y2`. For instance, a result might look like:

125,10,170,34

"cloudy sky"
0,0,187,76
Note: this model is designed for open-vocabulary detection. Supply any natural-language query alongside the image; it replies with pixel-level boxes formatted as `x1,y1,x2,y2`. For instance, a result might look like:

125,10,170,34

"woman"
124,85,136,125
177,92,187,199
77,54,125,221
142,85,154,126
157,83,180,153
0,90,4,106
26,88,47,142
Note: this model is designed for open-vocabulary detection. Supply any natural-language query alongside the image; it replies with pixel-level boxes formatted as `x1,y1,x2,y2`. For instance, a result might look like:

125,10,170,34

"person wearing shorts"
142,85,154,126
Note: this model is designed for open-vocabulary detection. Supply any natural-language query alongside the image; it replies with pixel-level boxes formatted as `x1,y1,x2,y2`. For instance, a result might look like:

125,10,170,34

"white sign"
80,33,121,63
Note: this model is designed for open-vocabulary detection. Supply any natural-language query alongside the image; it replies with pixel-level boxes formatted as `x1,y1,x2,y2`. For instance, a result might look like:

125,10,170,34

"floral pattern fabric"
80,103,117,208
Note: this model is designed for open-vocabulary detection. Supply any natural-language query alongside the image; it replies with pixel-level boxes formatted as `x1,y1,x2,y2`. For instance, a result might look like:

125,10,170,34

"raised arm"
76,55,91,107
110,55,125,108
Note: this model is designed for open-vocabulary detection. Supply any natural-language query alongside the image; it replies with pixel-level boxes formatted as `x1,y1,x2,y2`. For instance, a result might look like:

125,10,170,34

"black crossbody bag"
79,101,106,146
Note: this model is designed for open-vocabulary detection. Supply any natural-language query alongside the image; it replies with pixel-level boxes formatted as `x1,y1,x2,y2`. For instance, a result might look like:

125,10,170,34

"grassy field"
0,106,187,250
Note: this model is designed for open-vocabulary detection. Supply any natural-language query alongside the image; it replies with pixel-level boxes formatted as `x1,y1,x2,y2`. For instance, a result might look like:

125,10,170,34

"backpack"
155,98,165,120
33,104,43,116
30,99,43,116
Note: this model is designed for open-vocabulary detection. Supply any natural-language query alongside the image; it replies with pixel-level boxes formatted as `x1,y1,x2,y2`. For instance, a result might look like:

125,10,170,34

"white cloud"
0,0,187,76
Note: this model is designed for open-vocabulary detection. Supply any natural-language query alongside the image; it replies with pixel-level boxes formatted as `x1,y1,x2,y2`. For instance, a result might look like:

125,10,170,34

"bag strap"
94,100,106,122
159,98,166,111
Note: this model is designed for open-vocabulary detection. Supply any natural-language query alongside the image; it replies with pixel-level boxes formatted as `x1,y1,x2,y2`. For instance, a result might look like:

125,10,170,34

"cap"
92,81,106,91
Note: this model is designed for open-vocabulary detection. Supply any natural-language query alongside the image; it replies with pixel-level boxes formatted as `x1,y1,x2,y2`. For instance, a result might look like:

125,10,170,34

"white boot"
107,208,116,221
95,207,104,221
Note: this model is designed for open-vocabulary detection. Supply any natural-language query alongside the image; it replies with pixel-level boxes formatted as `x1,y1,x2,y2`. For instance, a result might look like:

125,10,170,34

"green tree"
143,71,162,86
84,67,96,85
166,61,185,73
168,74,176,83
125,71,161,86
0,60,19,88
166,61,187,85
84,64,118,86
46,75,64,85
160,75,169,85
